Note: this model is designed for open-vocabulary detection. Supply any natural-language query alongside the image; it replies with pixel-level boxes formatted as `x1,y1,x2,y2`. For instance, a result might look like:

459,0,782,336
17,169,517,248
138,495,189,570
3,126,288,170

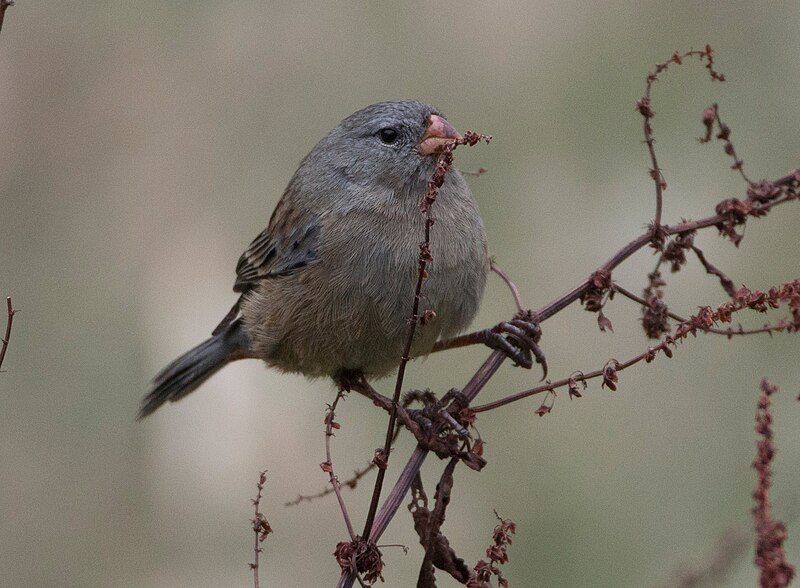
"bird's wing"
211,200,321,335
233,218,321,291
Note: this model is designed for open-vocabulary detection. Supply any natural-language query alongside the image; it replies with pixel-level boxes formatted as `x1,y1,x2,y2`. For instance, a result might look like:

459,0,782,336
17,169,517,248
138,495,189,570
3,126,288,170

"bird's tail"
138,319,251,419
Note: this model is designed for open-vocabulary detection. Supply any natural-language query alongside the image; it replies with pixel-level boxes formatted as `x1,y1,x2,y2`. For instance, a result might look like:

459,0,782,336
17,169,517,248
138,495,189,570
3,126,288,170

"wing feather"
212,209,321,335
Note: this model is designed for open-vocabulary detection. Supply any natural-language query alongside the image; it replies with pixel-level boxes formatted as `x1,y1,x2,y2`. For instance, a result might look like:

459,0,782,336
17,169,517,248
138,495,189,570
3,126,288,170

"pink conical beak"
417,114,462,155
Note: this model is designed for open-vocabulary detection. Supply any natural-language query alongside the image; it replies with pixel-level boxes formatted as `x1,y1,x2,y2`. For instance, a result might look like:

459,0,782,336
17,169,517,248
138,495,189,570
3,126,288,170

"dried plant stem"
335,49,799,586
700,103,753,184
336,164,797,586
0,0,13,36
536,174,798,323
0,297,16,371
361,134,488,541
285,461,376,507
612,283,775,336
490,259,525,314
472,280,800,413
691,245,737,297
361,349,505,554
417,457,460,585
753,379,795,587
339,352,506,588
249,471,272,588
637,47,725,228
360,155,444,540
324,391,357,541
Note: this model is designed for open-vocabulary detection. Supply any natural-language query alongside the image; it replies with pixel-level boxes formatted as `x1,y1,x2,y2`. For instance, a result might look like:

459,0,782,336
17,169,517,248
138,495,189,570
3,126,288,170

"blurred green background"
2,2,799,586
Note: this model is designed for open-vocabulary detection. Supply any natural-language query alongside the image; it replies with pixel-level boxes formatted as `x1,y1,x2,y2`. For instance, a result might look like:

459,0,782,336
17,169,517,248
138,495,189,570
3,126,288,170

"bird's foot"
483,310,547,379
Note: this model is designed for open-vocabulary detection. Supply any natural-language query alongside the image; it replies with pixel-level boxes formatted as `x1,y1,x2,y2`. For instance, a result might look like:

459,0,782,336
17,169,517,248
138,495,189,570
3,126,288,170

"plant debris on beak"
417,114,462,156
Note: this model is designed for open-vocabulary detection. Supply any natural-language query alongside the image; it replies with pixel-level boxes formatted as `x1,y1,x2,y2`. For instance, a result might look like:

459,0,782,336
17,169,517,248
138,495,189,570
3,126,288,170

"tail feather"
138,320,251,419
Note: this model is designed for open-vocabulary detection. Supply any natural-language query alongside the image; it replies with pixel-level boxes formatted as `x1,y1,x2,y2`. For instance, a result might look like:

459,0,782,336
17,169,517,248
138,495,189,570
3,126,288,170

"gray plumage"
139,100,488,419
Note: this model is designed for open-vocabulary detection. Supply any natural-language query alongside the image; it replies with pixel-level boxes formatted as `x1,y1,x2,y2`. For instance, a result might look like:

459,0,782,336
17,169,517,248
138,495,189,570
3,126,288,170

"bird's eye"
377,127,399,144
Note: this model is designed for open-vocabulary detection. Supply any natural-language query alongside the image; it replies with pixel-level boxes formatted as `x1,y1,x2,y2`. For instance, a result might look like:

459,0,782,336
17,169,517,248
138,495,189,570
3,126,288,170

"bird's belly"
241,239,486,379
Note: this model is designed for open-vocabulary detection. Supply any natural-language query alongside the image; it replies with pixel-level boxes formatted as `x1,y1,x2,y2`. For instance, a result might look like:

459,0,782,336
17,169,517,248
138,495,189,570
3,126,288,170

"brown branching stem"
360,152,448,541
323,390,357,541
334,49,799,587
416,457,462,586
0,297,16,371
250,471,272,588
691,245,738,298
490,259,525,314
337,167,798,587
337,352,507,588
361,133,490,542
285,460,376,506
471,280,800,413
612,283,777,337
637,46,725,229
290,378,456,507
536,170,797,323
0,0,13,36
753,379,795,587
700,102,753,185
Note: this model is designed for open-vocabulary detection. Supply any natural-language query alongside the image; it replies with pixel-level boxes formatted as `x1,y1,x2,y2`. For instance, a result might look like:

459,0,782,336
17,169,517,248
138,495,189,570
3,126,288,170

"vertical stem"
0,297,16,371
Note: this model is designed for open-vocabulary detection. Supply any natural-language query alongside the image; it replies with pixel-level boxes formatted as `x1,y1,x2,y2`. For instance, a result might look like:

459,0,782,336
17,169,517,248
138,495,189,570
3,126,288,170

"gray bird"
139,100,491,419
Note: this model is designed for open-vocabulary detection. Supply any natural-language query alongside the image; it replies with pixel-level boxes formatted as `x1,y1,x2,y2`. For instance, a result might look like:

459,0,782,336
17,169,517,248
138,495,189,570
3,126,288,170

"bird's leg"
342,373,427,442
338,371,393,411
432,310,547,379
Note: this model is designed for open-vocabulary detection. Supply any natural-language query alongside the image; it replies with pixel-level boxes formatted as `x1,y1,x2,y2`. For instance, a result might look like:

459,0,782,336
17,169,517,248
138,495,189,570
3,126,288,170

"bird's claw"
484,312,547,379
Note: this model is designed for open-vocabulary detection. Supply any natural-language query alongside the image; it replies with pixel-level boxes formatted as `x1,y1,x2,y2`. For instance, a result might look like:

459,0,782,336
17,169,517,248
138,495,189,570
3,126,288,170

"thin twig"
336,448,429,588
691,245,737,298
0,297,17,371
0,0,13,36
361,348,506,556
360,146,451,540
355,351,507,566
285,460,377,507
337,168,798,588
417,457,461,585
753,379,795,587
361,133,489,540
637,47,725,229
472,279,800,413
323,390,357,541
490,259,525,314
699,103,754,184
336,51,799,581
535,174,797,323
613,283,774,337
249,471,272,588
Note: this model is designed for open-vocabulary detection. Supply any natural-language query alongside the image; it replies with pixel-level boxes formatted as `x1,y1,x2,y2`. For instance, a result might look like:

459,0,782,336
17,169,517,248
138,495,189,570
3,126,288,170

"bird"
138,100,492,419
